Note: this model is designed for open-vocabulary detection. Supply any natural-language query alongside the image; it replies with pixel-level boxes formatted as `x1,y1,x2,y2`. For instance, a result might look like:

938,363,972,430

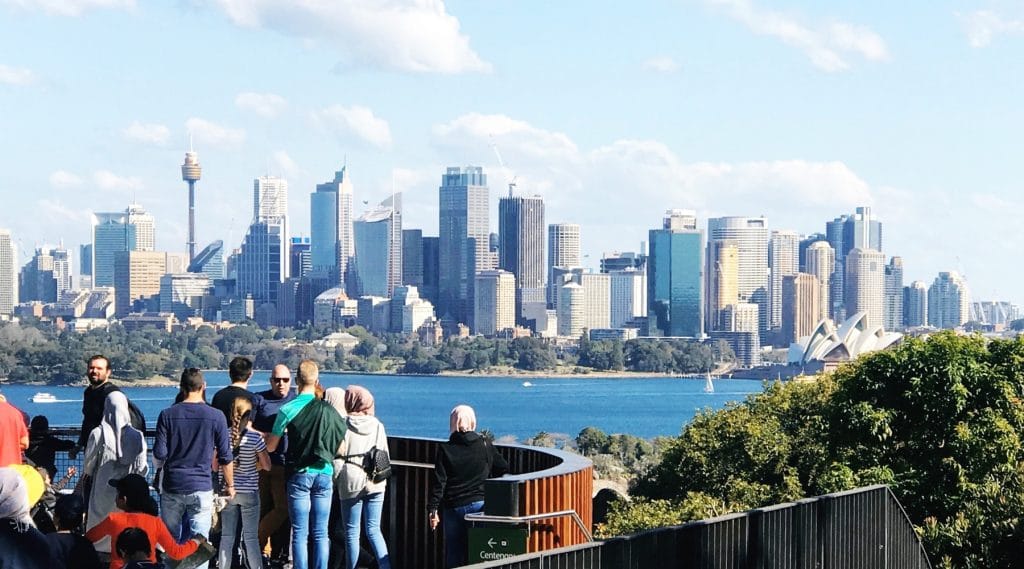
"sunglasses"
271,377,290,383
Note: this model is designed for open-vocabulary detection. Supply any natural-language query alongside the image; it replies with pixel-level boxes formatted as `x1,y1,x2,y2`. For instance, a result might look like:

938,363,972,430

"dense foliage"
607,332,1024,568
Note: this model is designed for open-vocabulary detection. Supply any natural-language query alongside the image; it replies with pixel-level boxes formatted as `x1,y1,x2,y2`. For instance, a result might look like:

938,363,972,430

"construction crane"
489,138,517,197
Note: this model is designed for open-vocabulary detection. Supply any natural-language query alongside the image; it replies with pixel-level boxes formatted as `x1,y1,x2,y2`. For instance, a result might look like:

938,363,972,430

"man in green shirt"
265,360,345,569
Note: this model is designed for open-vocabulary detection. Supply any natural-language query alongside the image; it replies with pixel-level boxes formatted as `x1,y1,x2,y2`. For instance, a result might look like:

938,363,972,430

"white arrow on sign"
488,538,497,549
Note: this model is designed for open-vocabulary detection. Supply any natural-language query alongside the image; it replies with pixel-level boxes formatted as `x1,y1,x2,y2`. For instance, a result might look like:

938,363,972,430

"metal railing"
45,428,594,569
462,485,932,569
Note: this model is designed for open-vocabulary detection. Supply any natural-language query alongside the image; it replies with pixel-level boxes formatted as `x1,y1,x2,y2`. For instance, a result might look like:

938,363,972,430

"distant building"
557,281,585,337
649,210,703,337
357,296,391,334
499,194,545,321
720,302,760,333
589,328,638,342
352,195,402,298
20,248,58,303
547,223,581,308
421,236,440,306
114,251,166,317
826,206,882,321
600,251,646,273
709,330,761,368
928,271,970,329
804,241,834,323
125,204,156,252
237,221,287,308
313,288,357,329
79,244,93,289
1,239,20,313
768,230,799,334
311,166,355,285
438,166,490,325
580,272,611,332
160,273,211,321
402,229,424,289
844,248,885,329
706,239,738,332
707,216,768,331
782,273,820,344
189,240,225,280
393,285,434,334
903,281,928,328
474,270,516,336
884,256,904,331
789,312,901,367
120,312,177,333
290,237,311,279
609,268,646,328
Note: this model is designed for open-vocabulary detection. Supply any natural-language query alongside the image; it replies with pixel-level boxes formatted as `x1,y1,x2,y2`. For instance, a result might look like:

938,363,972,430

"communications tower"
181,146,202,263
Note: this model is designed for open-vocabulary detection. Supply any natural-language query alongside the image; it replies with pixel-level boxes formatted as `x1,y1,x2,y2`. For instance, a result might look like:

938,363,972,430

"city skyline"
2,1,1023,302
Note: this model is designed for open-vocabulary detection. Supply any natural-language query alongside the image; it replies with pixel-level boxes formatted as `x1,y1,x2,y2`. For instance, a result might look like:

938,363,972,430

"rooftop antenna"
489,137,517,198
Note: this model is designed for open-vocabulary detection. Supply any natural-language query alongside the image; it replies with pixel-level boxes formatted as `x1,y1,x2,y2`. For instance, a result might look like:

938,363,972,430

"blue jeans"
288,472,333,569
341,492,391,569
160,490,214,569
443,501,484,568
219,491,262,569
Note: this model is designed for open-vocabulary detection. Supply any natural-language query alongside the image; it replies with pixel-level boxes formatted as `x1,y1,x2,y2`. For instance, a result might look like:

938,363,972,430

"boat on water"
703,372,715,394
30,392,58,403
522,381,534,388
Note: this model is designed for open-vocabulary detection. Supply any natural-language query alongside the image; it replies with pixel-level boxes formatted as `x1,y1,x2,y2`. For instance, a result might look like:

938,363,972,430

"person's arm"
16,419,27,450
214,415,235,498
153,411,169,463
150,515,200,559
84,514,114,543
489,442,509,477
253,432,271,471
427,447,448,530
265,404,289,453
52,435,77,452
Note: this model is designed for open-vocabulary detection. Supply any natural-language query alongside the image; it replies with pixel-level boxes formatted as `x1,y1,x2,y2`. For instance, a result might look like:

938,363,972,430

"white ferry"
30,392,58,403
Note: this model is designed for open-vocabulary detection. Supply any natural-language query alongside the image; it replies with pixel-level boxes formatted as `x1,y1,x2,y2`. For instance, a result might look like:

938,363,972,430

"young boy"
116,527,166,569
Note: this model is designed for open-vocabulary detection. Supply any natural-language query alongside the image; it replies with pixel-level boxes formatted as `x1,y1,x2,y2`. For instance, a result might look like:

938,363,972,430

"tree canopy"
613,332,1024,568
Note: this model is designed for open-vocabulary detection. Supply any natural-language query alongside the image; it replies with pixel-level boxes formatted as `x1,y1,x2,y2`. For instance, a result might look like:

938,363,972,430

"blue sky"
2,0,1023,302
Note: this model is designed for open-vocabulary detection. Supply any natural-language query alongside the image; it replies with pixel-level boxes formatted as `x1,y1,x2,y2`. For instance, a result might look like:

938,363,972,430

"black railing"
462,485,932,569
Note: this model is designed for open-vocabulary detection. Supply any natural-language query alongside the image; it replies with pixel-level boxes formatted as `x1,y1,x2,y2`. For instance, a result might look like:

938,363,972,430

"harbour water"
2,372,768,440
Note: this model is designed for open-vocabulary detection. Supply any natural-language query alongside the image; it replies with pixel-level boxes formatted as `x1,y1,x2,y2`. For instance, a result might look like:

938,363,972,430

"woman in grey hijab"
82,391,148,554
0,467,54,568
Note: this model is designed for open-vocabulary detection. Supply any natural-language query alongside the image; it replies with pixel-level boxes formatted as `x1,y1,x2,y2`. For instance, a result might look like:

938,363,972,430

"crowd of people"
0,354,509,569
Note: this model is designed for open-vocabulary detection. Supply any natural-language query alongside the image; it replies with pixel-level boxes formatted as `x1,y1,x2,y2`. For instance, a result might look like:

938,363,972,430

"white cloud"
93,169,143,191
959,10,1024,48
433,113,579,162
49,170,83,189
37,198,91,224
201,0,491,74
642,56,681,73
705,0,889,72
1,0,134,17
313,104,392,149
122,121,170,145
271,150,299,178
185,117,246,148
235,92,288,118
0,64,38,86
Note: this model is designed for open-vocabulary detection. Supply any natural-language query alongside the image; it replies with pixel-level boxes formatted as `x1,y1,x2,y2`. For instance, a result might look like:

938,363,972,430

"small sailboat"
522,381,534,388
703,372,714,394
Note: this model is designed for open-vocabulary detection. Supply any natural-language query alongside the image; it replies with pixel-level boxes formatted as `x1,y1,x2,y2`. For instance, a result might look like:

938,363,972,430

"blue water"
1,372,766,440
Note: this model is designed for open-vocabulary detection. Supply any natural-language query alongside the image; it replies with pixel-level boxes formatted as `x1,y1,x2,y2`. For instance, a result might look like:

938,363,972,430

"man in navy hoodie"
153,368,233,569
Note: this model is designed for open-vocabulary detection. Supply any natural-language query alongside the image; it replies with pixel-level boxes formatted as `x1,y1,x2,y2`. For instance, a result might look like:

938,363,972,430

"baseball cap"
108,473,150,499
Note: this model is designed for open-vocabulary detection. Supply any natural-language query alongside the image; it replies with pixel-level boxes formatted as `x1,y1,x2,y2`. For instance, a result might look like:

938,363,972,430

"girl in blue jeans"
336,386,391,569
218,397,269,569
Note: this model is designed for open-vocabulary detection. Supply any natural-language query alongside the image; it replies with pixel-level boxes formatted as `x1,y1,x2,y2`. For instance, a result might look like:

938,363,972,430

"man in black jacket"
74,355,119,454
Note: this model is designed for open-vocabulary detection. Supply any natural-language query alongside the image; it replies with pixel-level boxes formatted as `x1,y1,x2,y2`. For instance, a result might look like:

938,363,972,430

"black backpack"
127,399,146,432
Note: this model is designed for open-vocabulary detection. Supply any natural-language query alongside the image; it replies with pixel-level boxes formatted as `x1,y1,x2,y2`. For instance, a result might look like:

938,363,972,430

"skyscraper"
402,229,424,289
352,195,402,298
707,216,768,331
0,230,17,315
421,236,440,306
181,149,201,262
92,205,155,288
649,210,704,337
289,237,311,279
114,251,166,317
706,239,738,331
804,241,834,323
609,268,646,328
547,223,581,308
311,166,355,285
188,240,225,280
904,281,928,328
438,166,490,325
557,281,585,337
844,248,885,327
928,271,970,329
126,204,155,252
826,206,882,321
782,273,820,344
79,243,93,289
580,272,611,331
498,194,545,321
768,230,799,334
19,248,59,303
238,176,290,309
884,256,904,331
474,269,516,336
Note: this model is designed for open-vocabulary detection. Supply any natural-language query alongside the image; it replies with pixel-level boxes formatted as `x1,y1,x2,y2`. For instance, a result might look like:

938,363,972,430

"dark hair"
30,415,48,433
116,527,151,558
119,486,159,517
228,356,254,382
180,367,204,393
88,355,111,370
54,494,85,531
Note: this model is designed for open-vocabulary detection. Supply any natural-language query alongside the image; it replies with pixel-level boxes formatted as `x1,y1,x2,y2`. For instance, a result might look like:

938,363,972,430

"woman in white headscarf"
82,391,147,553
0,466,54,568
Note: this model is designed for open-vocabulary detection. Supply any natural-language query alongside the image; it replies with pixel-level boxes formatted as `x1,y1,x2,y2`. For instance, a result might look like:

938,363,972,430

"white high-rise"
928,271,970,329
0,230,17,315
126,204,155,251
804,241,834,322
580,272,610,331
547,223,581,307
474,270,516,336
557,281,585,337
768,230,799,332
844,248,885,328
707,217,769,330
609,269,646,328
904,280,928,327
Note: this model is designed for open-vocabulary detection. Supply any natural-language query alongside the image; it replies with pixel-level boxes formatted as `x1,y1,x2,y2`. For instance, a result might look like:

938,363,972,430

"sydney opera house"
788,311,903,368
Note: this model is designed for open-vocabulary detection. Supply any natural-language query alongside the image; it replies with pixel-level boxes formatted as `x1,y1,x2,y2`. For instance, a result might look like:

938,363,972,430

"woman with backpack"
337,385,391,569
217,396,269,569
428,405,510,569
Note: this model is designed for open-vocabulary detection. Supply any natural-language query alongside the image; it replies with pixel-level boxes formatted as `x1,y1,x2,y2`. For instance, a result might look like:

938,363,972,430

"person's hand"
68,445,80,460
429,511,440,531
226,485,236,500
190,535,208,545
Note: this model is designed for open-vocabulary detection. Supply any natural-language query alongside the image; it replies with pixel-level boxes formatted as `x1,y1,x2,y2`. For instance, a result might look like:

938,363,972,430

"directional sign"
468,525,529,563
